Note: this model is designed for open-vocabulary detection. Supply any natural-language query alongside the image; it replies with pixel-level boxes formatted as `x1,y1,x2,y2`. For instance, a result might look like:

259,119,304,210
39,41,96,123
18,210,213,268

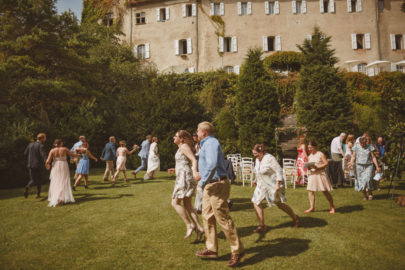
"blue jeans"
135,157,147,174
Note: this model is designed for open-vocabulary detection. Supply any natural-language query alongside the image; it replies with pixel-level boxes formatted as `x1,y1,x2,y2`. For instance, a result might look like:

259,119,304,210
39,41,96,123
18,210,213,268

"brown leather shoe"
35,195,41,199
24,187,29,198
227,252,244,267
195,249,218,259
253,225,267,233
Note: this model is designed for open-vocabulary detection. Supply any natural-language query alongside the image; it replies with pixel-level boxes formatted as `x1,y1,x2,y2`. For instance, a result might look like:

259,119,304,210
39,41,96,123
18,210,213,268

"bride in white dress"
45,139,78,207
144,137,160,180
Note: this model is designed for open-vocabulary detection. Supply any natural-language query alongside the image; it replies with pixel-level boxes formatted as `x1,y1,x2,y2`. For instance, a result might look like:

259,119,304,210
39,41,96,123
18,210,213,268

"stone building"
112,0,404,74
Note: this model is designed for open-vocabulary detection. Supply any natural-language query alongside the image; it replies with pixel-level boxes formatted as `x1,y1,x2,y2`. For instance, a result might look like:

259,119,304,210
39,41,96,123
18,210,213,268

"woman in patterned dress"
172,130,204,241
305,140,335,214
251,144,299,233
349,136,380,200
296,135,308,186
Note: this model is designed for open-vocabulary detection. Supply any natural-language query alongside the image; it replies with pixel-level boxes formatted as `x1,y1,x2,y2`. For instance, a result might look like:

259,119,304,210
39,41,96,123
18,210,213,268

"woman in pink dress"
296,135,308,186
112,140,138,185
305,140,335,214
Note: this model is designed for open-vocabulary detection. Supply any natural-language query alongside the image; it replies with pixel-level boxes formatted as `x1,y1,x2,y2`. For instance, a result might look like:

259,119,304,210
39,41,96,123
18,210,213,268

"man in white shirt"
330,133,346,161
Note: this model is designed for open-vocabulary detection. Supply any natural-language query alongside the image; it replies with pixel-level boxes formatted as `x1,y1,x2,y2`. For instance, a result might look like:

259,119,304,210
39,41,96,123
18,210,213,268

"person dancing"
172,130,204,242
73,142,98,190
251,144,300,233
305,140,335,213
112,141,138,185
296,135,308,186
45,139,78,207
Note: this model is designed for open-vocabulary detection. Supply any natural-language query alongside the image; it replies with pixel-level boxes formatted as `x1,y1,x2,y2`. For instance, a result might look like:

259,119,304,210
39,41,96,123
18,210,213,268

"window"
136,12,145,24
157,8,169,21
351,0,356,12
296,1,302,14
263,36,275,51
224,37,232,52
323,1,329,13
358,63,367,74
186,4,192,16
395,35,403,50
225,66,234,73
268,1,275,14
348,0,362,12
238,2,252,15
183,4,196,17
241,2,248,15
102,12,114,26
214,3,221,15
378,0,384,12
138,44,146,59
179,39,187,55
175,38,192,55
159,8,166,21
356,34,364,49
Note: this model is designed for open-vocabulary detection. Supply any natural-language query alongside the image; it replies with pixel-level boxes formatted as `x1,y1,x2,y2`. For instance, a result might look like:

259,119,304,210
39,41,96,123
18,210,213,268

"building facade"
115,0,405,74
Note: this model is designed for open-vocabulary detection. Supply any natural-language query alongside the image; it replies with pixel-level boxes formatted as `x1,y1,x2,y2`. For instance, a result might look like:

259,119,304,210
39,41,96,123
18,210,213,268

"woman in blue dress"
73,142,98,190
349,136,380,200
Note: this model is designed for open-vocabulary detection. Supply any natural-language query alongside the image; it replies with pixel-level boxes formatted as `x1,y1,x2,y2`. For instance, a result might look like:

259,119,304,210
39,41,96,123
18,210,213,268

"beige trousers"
103,161,114,180
202,179,243,254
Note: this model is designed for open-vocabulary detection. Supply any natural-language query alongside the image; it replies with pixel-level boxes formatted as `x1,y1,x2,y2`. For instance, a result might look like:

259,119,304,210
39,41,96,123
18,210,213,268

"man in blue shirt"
133,135,151,179
101,136,116,182
194,122,244,267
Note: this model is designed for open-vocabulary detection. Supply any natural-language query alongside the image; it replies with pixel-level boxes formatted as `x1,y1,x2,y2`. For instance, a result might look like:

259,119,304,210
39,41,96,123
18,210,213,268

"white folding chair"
282,158,297,189
241,157,254,187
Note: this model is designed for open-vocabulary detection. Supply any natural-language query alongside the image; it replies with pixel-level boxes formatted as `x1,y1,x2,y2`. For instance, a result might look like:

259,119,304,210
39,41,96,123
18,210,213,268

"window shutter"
189,67,195,73
220,2,225,15
320,0,324,13
192,4,197,16
351,33,357,49
156,8,160,21
210,3,214,15
234,65,240,75
247,2,252,15
352,65,358,72
175,40,179,55
263,36,268,51
357,0,362,12
145,43,150,59
182,4,186,17
187,38,192,54
365,33,371,49
329,0,335,13
390,34,396,50
265,1,269,14
347,0,352,12
307,35,312,41
302,0,307,13
237,2,242,15
275,1,280,14
133,45,138,57
391,63,397,72
219,36,224,52
368,67,375,76
292,0,297,14
232,36,238,52
165,7,170,20
276,35,281,51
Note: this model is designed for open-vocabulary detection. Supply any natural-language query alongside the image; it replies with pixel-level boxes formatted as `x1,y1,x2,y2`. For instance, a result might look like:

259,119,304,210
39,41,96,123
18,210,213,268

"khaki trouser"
202,178,243,254
103,161,114,180
331,153,343,162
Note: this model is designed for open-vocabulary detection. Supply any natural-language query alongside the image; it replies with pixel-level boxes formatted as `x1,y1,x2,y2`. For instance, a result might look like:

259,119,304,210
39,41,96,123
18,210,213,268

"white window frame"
234,65,240,74
211,3,224,16
276,35,282,51
266,1,279,15
157,8,170,21
263,36,276,52
136,12,146,24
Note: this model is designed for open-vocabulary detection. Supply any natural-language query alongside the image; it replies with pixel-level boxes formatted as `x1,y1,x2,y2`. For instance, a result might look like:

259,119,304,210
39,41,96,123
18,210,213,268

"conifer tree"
236,48,280,155
296,27,353,152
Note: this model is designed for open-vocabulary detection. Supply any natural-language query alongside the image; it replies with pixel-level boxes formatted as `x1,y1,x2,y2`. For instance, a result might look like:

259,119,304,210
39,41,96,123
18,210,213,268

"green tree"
236,48,280,155
263,51,304,72
296,27,353,153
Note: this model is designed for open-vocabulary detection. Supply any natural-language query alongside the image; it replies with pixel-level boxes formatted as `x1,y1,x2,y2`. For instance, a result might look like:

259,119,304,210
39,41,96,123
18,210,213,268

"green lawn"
1,169,404,270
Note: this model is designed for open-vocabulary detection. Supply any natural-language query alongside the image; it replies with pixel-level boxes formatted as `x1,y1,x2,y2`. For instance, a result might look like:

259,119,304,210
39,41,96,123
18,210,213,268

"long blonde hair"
177,130,196,154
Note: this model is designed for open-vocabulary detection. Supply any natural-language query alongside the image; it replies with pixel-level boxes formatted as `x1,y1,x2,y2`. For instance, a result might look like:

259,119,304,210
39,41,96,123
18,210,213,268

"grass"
1,169,405,270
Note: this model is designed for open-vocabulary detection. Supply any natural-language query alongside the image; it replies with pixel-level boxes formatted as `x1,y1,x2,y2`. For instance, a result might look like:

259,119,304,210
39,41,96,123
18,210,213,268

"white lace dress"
145,142,160,178
48,156,75,207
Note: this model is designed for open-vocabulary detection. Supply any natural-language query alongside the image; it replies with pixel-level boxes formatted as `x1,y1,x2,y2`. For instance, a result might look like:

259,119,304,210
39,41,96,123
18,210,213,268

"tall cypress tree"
296,27,353,153
236,48,280,155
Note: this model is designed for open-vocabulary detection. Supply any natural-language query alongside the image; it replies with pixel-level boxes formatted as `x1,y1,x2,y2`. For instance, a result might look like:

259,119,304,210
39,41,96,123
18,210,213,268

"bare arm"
127,145,139,155
66,148,79,157
180,144,198,177
86,150,98,162
301,144,308,158
370,152,380,172
45,149,54,169
315,152,329,170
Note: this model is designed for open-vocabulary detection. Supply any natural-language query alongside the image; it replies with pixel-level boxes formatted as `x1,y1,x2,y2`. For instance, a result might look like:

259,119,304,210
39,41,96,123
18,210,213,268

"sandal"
253,225,267,233
304,208,315,213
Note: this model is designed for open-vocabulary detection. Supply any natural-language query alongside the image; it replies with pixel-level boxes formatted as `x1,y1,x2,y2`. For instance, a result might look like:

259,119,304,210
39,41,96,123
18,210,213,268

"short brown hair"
198,121,214,135
252,144,266,153
109,136,115,141
119,140,126,146
37,133,46,140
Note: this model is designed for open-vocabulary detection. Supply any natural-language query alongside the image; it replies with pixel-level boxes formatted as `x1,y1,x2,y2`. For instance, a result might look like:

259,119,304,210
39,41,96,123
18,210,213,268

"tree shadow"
73,193,134,204
216,238,311,265
228,197,254,212
372,193,400,200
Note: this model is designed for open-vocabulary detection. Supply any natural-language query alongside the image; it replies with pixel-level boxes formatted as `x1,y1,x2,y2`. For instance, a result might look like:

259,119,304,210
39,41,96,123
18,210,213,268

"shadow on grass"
333,204,364,213
216,238,311,265
229,197,254,212
73,193,134,203
372,193,400,200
